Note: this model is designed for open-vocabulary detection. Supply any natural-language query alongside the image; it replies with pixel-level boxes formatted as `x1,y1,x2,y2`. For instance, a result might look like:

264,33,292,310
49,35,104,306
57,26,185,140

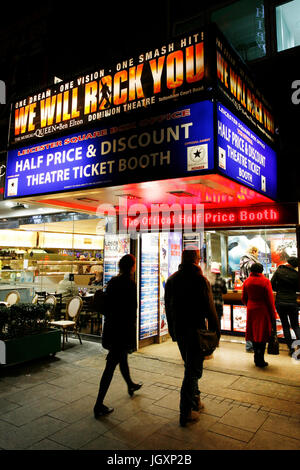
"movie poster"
228,234,270,275
159,233,169,336
270,235,297,266
103,234,130,287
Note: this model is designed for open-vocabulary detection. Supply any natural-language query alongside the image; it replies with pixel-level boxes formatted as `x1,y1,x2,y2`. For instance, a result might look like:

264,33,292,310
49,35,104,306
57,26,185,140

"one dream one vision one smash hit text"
12,34,204,142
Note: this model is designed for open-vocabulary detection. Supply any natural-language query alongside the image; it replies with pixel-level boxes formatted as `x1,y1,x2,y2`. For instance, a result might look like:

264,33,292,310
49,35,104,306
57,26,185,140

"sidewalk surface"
0,335,300,451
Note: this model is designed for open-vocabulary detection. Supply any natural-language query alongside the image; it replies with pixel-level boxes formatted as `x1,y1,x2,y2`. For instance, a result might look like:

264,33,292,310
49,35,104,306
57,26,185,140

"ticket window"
204,227,298,287
204,227,298,336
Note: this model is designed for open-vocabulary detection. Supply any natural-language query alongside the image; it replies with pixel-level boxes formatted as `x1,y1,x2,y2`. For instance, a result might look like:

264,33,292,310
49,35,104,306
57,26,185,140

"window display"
140,233,159,340
221,304,232,331
159,232,182,336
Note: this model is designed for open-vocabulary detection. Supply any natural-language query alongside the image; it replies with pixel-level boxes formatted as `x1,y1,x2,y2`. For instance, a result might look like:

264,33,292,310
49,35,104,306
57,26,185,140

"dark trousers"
177,337,204,416
276,304,300,350
95,349,133,406
253,342,266,365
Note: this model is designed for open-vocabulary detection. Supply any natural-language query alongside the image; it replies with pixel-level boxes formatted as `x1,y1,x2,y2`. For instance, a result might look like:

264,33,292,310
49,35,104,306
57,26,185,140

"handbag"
267,330,279,355
196,329,219,356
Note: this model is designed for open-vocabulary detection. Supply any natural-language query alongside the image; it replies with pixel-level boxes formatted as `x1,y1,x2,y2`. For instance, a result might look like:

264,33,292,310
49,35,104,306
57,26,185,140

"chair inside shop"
35,291,47,303
31,293,39,304
44,295,57,320
5,290,20,307
50,296,83,350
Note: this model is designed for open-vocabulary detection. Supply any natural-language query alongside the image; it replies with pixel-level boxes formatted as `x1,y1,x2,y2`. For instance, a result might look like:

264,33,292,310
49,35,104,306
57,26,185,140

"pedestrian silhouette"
93,254,142,418
164,248,220,427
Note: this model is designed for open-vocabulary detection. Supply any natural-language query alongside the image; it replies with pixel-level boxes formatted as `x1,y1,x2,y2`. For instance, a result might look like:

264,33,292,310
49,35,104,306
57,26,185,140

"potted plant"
0,303,61,366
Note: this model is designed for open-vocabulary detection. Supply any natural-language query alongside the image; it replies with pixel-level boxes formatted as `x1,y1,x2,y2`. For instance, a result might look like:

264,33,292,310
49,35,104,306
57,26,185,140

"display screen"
5,100,214,199
217,102,277,199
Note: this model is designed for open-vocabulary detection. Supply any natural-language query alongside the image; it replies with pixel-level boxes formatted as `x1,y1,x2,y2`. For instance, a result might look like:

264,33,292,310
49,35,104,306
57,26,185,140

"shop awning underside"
20,174,274,214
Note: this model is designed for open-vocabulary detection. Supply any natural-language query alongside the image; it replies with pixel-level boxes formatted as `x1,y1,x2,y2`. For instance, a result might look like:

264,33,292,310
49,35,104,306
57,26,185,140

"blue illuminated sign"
217,102,277,200
5,101,214,199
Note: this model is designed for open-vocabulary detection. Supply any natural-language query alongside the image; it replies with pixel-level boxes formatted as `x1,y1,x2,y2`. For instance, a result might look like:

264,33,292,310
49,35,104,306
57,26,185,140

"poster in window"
140,233,159,340
221,304,231,331
233,305,247,332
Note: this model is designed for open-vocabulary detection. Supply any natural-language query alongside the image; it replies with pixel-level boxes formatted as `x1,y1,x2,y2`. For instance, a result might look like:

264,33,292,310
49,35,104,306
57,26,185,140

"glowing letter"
166,51,184,89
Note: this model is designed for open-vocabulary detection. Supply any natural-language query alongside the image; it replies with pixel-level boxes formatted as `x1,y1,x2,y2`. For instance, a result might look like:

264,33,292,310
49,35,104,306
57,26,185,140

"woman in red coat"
242,263,276,367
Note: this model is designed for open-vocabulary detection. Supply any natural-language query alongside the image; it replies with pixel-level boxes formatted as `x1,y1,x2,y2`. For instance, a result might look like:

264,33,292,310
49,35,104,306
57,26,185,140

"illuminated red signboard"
120,204,298,231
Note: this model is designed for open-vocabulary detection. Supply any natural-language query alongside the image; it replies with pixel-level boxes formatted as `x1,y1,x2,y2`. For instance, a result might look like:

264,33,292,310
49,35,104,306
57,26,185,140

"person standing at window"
271,257,300,356
242,263,276,368
210,262,227,325
240,246,259,353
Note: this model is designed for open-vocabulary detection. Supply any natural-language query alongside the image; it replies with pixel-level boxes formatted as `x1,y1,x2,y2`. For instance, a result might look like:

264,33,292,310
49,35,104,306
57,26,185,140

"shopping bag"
196,329,219,356
267,330,279,355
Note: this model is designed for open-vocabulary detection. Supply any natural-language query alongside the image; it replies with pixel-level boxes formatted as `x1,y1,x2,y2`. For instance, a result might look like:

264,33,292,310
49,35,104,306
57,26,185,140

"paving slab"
0,337,300,451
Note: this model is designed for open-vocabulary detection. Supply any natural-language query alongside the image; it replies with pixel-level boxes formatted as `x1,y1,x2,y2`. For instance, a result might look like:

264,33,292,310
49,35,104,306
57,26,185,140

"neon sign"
120,204,296,231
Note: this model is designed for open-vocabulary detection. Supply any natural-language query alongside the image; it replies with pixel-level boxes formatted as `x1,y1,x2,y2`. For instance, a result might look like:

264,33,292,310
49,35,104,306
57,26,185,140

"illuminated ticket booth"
4,25,299,346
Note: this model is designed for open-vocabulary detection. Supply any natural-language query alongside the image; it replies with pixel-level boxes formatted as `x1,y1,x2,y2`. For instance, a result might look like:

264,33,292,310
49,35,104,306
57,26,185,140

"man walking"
164,248,220,427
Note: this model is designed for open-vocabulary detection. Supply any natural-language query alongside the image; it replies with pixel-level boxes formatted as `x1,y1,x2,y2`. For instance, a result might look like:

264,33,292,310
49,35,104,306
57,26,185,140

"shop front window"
211,0,266,61
276,0,300,52
204,226,298,337
204,227,297,286
0,211,105,336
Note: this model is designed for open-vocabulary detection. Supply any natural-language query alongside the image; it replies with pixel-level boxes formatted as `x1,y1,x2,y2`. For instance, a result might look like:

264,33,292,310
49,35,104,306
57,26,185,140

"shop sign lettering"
117,204,296,232
5,101,214,198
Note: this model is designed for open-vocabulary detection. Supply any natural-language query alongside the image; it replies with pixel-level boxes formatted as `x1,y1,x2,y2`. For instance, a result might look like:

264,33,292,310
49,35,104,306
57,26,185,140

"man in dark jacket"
271,257,300,356
164,248,220,427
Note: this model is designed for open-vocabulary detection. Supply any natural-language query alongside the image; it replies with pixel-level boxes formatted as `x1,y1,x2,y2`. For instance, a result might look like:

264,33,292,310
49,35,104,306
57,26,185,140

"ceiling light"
167,191,195,197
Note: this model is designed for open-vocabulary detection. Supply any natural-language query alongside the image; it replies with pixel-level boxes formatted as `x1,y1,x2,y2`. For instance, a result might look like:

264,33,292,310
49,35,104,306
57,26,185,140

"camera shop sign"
11,32,205,145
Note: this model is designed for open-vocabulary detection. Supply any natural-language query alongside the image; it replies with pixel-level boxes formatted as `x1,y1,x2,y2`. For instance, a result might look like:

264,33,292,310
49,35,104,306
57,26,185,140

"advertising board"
10,32,205,146
5,101,214,198
217,102,277,199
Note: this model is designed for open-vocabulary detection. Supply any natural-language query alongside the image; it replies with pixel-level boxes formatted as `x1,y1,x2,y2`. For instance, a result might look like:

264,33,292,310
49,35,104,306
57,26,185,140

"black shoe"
128,382,143,396
94,403,114,418
255,361,268,368
289,348,295,357
179,410,200,427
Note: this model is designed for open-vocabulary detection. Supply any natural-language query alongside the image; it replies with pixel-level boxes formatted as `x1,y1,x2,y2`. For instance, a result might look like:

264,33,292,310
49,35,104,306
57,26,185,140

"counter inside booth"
221,290,300,340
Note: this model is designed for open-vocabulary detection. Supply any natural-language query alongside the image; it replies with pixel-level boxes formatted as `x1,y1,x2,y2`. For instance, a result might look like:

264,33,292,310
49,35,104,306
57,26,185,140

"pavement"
0,334,300,452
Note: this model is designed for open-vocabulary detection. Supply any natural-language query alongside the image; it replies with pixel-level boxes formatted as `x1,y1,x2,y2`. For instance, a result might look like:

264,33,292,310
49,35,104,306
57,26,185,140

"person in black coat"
271,256,300,356
164,248,220,427
93,254,142,418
